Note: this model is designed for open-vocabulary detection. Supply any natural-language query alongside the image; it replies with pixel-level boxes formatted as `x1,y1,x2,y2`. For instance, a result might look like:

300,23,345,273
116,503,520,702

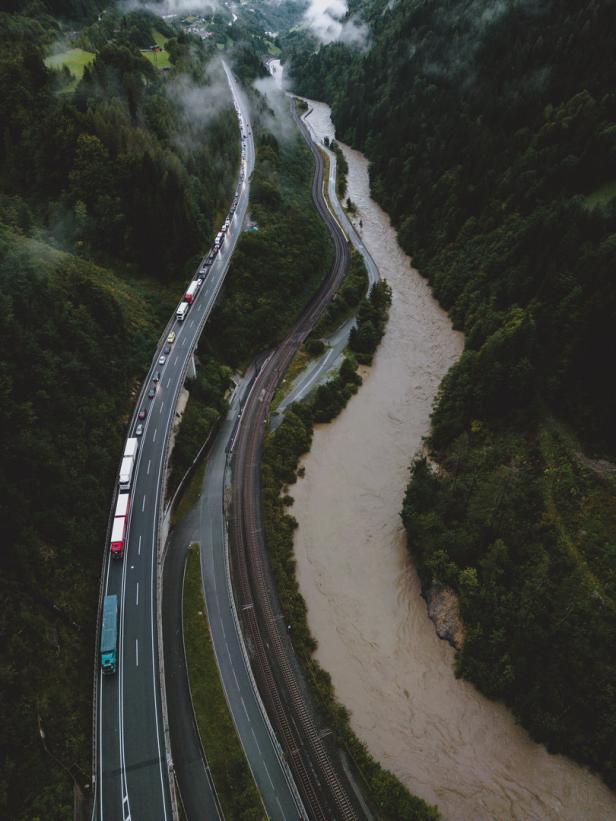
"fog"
303,0,370,49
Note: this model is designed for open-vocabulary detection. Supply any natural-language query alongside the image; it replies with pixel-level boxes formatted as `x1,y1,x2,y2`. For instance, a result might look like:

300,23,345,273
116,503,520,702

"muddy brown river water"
289,93,616,820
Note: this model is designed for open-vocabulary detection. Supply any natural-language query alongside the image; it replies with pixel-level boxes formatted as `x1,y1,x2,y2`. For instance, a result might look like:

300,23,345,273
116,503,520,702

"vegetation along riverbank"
287,0,616,790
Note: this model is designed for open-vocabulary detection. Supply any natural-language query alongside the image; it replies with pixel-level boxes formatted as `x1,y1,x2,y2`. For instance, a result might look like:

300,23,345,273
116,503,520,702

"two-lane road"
94,62,254,821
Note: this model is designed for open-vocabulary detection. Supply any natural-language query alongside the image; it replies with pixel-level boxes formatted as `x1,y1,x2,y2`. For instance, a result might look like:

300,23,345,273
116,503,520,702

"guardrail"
90,300,183,821
90,62,250,821
179,551,225,819
221,454,308,819
297,99,379,286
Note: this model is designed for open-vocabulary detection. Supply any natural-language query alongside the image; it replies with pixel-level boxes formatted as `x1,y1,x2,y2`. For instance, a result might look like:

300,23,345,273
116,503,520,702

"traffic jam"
100,94,250,674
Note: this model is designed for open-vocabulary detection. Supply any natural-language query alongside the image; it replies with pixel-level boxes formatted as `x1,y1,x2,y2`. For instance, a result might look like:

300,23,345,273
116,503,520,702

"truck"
177,301,189,322
100,594,118,675
114,493,130,520
119,455,135,491
123,437,138,459
184,281,199,304
110,516,126,559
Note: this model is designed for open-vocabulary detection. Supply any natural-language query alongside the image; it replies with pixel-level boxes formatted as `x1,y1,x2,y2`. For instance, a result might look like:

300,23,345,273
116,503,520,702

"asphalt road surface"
272,103,380,428
162,505,223,821
93,62,253,821
162,366,304,820
165,96,363,821
223,102,361,819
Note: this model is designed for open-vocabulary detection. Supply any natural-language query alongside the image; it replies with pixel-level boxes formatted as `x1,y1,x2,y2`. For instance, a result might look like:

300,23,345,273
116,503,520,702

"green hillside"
287,0,616,790
0,7,239,816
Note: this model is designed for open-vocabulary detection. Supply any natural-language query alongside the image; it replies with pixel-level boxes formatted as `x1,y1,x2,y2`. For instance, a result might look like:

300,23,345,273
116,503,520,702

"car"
158,355,166,365
148,388,156,400
138,408,147,420
135,423,144,436
153,371,161,383
167,331,176,344
163,345,171,354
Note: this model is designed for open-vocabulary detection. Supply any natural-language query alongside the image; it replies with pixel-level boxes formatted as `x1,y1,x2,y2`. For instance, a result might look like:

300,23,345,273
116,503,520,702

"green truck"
100,594,118,675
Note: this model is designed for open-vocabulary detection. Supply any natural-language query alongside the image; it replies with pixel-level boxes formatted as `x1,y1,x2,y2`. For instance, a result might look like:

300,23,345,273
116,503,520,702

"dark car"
153,371,161,383
163,345,171,355
148,387,156,399
138,408,147,420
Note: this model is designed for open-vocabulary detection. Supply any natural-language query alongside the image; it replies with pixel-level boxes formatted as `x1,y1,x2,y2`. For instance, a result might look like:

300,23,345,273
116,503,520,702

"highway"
162,358,305,820
272,103,380,427
166,97,366,820
272,315,355,427
198,370,305,819
92,61,253,821
225,102,363,819
162,508,223,820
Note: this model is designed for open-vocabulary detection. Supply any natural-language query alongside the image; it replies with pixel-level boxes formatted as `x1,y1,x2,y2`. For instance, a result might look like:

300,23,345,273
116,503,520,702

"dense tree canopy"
0,8,239,817
288,0,616,451
0,14,238,280
287,0,616,791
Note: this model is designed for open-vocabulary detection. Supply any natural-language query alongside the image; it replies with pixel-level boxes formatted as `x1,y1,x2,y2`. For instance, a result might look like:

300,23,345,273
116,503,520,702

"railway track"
227,101,362,820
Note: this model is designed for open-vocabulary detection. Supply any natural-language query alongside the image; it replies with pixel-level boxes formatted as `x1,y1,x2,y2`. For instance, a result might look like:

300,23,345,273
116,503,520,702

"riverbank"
290,98,616,820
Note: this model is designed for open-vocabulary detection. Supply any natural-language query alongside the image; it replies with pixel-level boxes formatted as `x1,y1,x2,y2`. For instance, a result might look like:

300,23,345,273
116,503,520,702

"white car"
158,355,166,365
135,423,144,436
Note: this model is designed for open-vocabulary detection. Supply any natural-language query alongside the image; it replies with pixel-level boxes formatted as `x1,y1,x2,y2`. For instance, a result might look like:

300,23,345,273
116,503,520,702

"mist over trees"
0,8,239,816
287,0,616,790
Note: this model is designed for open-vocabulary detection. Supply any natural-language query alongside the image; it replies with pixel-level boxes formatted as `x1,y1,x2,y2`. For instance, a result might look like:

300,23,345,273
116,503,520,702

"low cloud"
303,0,370,48
339,15,370,47
252,69,296,142
121,0,221,16
168,57,233,151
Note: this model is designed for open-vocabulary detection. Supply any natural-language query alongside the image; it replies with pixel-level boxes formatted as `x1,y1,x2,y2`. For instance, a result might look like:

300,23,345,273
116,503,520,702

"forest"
0,6,242,817
286,0,616,791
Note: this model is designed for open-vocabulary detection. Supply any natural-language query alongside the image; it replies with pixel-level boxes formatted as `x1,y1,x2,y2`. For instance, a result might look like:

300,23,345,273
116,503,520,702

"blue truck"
100,594,118,675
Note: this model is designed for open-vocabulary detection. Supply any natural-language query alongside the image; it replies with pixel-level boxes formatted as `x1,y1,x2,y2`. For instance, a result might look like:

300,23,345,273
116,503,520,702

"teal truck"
100,594,118,675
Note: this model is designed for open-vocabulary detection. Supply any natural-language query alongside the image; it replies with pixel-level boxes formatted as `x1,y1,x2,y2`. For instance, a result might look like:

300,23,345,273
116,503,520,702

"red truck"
110,494,130,559
184,281,200,304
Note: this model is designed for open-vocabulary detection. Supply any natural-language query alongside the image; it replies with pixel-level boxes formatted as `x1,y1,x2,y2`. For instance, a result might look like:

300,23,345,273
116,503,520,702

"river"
283,80,616,820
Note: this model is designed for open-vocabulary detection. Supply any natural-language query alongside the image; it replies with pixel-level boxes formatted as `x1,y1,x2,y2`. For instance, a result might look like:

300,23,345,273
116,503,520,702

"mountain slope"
287,0,616,789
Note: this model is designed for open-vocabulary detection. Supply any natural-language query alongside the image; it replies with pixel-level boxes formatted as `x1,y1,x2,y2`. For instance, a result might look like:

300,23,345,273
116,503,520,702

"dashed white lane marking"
167,378,171,389
142,494,146,512
153,427,157,443
251,727,262,756
241,696,250,721
263,760,274,789
136,582,139,606
135,639,139,667
138,535,141,556
147,459,151,475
